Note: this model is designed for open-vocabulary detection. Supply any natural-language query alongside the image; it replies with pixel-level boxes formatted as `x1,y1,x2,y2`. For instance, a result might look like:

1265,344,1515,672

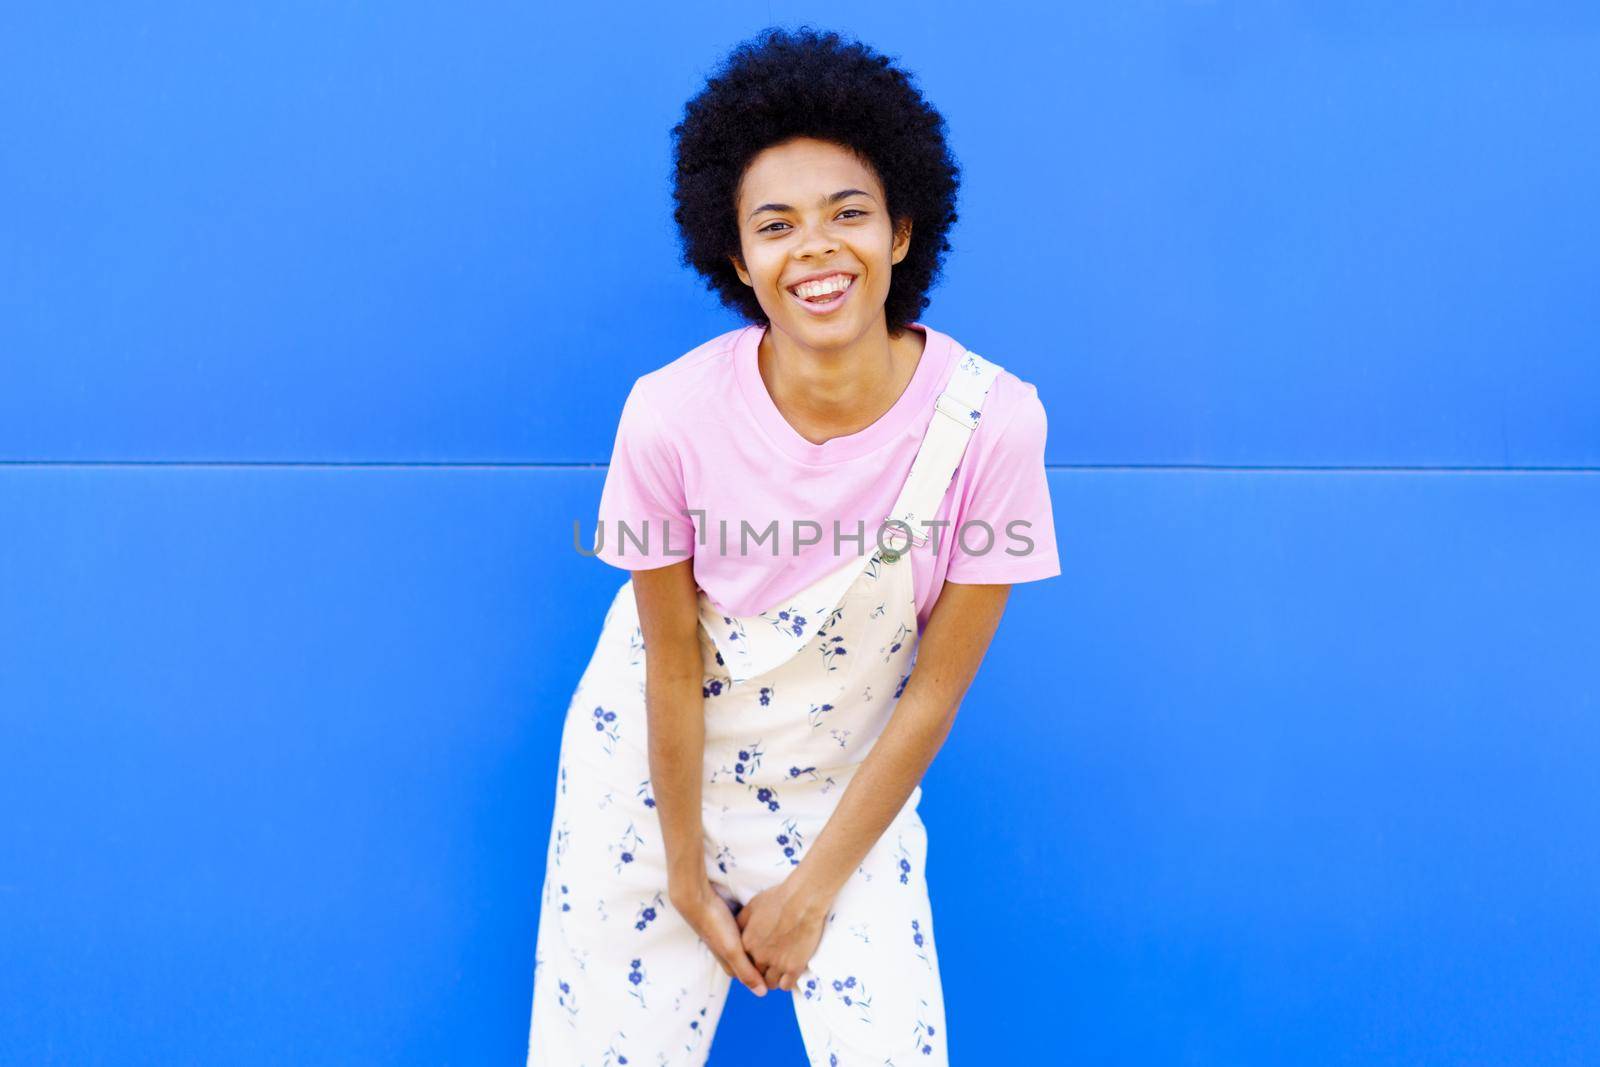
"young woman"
527,26,1060,1066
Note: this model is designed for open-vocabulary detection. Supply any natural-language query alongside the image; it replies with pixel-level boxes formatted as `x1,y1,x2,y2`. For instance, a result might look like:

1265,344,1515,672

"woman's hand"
735,875,833,992
670,878,770,997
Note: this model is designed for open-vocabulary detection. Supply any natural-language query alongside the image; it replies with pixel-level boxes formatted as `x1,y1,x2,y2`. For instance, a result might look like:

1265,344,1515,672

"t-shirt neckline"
733,321,954,465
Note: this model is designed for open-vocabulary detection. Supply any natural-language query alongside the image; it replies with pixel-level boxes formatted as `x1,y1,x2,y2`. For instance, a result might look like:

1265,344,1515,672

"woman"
528,26,1060,1066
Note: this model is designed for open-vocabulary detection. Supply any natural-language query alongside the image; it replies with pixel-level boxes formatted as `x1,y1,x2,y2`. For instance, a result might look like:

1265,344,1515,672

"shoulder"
618,326,749,445
981,367,1047,446
615,325,747,441
935,331,1047,457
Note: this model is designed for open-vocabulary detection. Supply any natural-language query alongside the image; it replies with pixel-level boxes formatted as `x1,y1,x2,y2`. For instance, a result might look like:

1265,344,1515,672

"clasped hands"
672,871,833,997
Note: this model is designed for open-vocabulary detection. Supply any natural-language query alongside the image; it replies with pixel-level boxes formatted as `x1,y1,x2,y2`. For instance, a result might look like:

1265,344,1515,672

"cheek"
746,253,785,292
858,240,894,278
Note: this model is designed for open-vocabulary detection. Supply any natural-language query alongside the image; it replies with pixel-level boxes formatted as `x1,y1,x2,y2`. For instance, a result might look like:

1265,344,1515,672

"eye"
756,209,868,234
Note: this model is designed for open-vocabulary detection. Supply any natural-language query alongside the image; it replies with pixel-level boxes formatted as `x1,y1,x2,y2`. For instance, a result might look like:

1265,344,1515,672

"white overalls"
527,350,1003,1067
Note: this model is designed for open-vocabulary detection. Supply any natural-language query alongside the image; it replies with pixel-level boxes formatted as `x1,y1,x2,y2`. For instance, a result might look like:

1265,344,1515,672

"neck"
758,319,926,446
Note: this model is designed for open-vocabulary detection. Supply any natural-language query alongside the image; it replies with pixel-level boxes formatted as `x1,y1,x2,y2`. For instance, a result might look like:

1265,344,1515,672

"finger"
763,964,783,990
779,971,796,992
735,905,750,931
718,934,767,996
697,899,767,996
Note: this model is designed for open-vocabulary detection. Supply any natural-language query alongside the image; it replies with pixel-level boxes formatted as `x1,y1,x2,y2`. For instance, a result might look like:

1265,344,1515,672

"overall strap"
881,349,1004,553
696,347,1003,685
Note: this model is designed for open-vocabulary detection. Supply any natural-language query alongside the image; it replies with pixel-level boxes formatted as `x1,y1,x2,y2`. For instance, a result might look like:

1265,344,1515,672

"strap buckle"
934,391,980,430
880,511,930,551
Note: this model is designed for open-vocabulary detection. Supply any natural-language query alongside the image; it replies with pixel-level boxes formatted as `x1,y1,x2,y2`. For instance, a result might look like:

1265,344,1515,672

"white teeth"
790,274,852,300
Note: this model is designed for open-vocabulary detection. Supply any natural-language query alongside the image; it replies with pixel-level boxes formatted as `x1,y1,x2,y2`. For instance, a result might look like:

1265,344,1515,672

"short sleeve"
593,379,695,571
944,382,1062,585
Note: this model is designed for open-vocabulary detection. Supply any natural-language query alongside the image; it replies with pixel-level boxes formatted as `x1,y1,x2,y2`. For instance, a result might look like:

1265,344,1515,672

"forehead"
736,137,883,207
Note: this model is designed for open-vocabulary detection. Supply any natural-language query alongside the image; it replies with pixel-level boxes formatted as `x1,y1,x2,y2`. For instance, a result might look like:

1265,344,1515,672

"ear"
729,253,753,288
890,216,914,265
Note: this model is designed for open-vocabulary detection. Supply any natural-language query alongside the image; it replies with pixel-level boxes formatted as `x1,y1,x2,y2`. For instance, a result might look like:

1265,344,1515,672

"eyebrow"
747,188,875,222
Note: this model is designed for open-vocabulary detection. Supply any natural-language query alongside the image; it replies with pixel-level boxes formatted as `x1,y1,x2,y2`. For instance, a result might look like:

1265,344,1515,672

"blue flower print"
878,622,912,663
802,976,819,1000
636,778,656,809
555,975,579,1025
914,1002,938,1056
711,741,765,786
613,822,646,874
560,884,571,913
626,957,650,1007
786,764,818,782
767,607,808,638
894,834,913,885
825,974,873,1022
806,701,836,730
602,1037,630,1066
633,892,664,932
677,1003,711,1056
718,614,748,648
894,671,910,699
759,686,772,706
702,677,726,699
912,918,932,967
819,633,849,671
553,822,570,865
714,843,735,875
775,818,805,867
591,705,621,754
755,785,780,812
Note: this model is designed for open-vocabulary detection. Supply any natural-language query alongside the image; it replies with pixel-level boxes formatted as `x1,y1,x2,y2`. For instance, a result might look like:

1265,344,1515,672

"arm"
629,559,709,890
736,579,1012,989
629,559,771,996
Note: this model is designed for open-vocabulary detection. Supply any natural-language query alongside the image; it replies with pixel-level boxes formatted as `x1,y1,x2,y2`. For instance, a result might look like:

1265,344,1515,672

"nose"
794,221,838,259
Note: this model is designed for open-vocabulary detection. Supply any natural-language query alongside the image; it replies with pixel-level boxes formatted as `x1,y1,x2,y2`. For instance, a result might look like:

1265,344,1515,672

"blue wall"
2,4,1596,1064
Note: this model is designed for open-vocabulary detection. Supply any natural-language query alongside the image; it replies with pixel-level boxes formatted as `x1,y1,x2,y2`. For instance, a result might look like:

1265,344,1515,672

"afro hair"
670,26,961,336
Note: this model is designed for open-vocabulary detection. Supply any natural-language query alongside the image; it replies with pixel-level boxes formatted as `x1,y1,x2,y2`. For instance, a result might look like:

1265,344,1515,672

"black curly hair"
670,25,961,336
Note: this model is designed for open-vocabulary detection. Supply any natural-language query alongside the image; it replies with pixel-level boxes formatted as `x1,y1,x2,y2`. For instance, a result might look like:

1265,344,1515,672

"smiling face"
730,137,913,349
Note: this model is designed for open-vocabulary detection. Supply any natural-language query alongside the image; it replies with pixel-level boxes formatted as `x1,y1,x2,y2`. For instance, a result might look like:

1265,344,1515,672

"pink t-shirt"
592,321,1060,632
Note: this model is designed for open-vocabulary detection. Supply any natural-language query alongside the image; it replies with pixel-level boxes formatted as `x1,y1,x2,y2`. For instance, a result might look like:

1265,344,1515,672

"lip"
786,269,857,288
786,273,857,316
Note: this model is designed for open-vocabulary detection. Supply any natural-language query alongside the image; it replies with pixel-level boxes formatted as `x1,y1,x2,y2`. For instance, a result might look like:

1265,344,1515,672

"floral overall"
527,350,1003,1066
